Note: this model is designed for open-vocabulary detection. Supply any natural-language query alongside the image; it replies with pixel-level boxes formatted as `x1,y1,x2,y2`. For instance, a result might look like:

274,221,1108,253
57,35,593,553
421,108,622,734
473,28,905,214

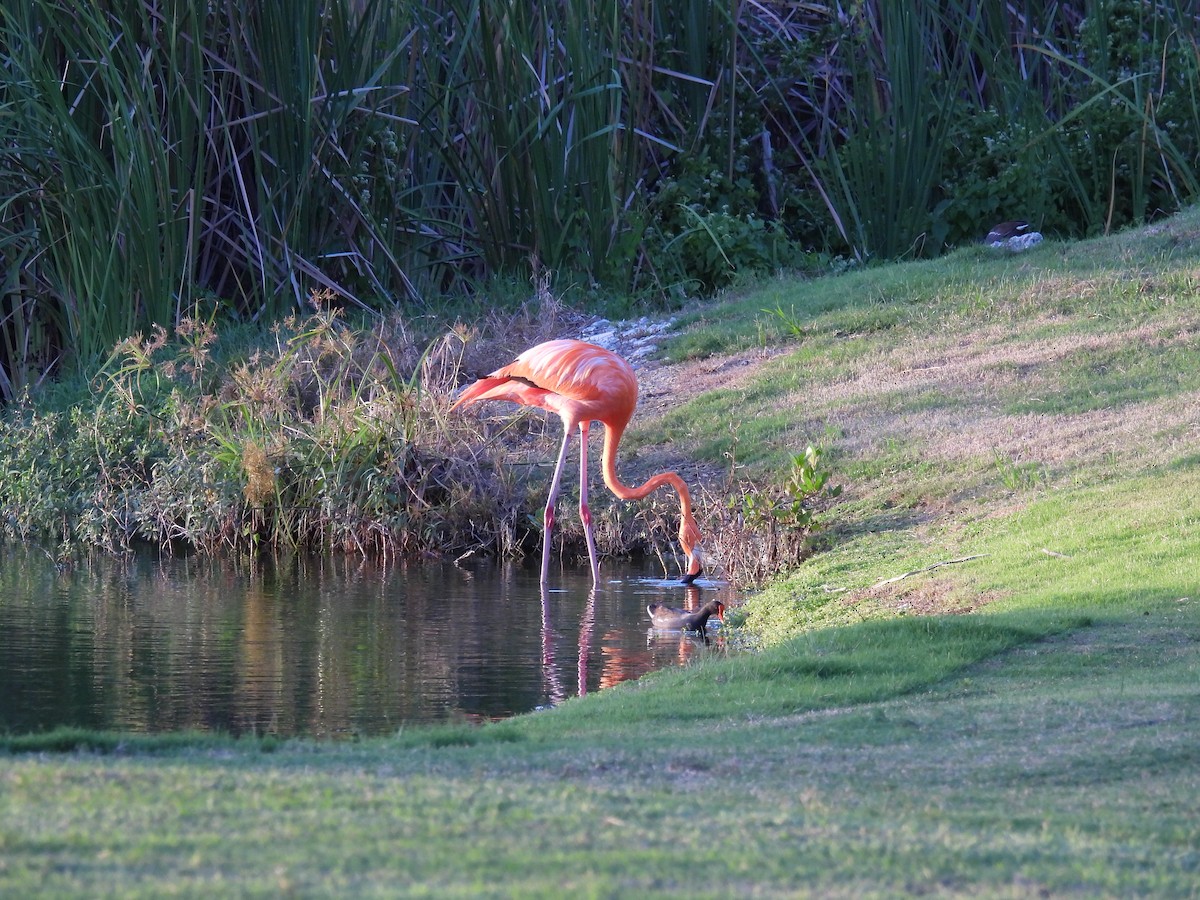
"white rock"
991,232,1044,252
586,330,618,349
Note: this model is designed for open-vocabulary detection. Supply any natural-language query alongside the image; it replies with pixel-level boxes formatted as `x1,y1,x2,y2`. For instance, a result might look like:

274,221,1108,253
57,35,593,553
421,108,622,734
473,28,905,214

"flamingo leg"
541,424,573,583
578,422,600,583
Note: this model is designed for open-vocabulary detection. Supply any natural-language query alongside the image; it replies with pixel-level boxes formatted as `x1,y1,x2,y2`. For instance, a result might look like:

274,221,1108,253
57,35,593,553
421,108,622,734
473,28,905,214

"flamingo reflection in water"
539,585,598,703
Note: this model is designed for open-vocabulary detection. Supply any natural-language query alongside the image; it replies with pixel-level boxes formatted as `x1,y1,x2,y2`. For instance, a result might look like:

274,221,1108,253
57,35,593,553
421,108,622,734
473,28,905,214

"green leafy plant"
779,445,844,527
713,444,843,586
653,206,802,293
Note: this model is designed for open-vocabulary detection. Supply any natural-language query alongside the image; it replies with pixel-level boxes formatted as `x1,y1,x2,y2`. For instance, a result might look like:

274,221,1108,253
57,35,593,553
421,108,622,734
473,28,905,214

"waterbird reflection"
539,581,728,709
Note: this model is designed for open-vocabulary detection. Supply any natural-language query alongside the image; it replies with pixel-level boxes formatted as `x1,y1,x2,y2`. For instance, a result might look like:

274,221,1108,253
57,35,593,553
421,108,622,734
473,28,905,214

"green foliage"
940,107,1058,245
1062,0,1200,229
828,4,968,259
652,205,806,294
737,445,841,535
708,445,843,587
720,0,1200,260
638,147,820,293
0,0,746,389
5,0,1200,394
0,385,173,553
0,0,424,380
784,445,843,520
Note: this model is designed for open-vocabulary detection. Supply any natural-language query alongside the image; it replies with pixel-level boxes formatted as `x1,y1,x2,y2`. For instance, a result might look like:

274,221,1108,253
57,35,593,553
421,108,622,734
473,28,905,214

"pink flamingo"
451,339,704,584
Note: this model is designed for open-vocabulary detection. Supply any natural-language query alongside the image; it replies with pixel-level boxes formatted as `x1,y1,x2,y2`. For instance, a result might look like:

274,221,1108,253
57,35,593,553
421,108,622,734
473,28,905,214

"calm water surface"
0,547,738,737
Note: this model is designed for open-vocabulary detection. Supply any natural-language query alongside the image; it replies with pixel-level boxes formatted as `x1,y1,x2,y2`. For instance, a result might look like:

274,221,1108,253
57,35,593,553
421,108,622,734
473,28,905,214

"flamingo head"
677,512,704,584
679,543,705,585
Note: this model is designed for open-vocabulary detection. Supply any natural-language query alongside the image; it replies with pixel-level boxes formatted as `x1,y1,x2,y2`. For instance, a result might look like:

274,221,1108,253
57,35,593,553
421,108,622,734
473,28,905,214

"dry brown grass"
642,316,1194,473
794,318,1200,471
598,254,1200,596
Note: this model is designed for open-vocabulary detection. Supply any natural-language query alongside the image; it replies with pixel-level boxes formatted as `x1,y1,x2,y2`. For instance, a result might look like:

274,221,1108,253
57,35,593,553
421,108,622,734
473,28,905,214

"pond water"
0,547,738,738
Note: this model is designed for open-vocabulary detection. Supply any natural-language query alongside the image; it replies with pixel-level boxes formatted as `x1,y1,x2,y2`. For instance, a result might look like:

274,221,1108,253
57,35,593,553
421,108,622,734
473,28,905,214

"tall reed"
827,4,970,260
751,0,1200,259
3,0,1200,398
0,0,731,392
4,1,193,362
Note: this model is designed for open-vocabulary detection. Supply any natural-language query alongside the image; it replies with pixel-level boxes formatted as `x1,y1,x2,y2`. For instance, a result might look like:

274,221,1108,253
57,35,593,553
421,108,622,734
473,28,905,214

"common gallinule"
452,339,704,585
647,599,725,632
984,221,1032,245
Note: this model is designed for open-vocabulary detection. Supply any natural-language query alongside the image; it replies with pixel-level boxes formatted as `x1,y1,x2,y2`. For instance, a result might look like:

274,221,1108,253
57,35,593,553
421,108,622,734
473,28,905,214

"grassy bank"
2,211,1199,895
639,202,1200,593
1,475,1195,895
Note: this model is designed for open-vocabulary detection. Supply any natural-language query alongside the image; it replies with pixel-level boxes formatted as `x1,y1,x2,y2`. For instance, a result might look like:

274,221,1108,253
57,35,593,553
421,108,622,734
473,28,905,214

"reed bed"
5,1,1200,400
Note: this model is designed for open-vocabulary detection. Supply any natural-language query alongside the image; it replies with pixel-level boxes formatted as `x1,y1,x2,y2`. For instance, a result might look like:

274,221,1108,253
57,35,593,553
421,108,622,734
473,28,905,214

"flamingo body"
452,339,703,584
452,339,637,425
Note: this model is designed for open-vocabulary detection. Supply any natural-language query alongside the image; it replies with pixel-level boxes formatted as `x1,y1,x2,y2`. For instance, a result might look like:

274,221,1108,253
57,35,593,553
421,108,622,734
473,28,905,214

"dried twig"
872,554,990,589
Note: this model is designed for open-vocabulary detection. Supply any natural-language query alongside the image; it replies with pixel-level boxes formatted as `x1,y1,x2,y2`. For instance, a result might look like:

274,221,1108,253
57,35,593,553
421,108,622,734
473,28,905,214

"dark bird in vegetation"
984,221,1033,244
647,599,725,632
451,339,704,585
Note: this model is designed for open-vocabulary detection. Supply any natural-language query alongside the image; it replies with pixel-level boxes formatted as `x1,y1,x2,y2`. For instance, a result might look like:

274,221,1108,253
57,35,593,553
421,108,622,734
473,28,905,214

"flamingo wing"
504,340,635,404
449,374,556,413
451,339,637,421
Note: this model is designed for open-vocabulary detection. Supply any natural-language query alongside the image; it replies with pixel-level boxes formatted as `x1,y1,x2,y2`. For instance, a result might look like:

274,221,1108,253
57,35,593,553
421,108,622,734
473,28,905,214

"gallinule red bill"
647,599,725,632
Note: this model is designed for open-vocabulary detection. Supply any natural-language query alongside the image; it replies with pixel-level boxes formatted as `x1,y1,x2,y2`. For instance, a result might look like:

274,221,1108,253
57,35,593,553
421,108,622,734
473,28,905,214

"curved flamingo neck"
600,424,701,555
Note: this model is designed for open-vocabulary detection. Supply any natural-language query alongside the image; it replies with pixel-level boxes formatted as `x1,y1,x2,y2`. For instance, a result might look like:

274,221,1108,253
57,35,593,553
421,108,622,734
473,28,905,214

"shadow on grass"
503,609,1093,741
0,727,281,756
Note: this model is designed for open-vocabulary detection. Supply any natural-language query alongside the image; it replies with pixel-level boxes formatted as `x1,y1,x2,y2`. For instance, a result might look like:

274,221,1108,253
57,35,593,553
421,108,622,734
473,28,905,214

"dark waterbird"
984,220,1032,244
647,599,725,632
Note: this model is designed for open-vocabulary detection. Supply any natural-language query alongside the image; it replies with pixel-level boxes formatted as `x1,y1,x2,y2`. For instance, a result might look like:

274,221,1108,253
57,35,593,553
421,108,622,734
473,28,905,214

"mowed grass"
2,426,1197,897
651,209,1200,486
3,214,1200,896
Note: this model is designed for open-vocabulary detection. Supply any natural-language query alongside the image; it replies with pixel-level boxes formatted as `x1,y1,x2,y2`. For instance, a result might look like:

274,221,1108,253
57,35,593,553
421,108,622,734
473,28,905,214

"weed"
706,443,843,586
993,450,1049,492
762,303,807,338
